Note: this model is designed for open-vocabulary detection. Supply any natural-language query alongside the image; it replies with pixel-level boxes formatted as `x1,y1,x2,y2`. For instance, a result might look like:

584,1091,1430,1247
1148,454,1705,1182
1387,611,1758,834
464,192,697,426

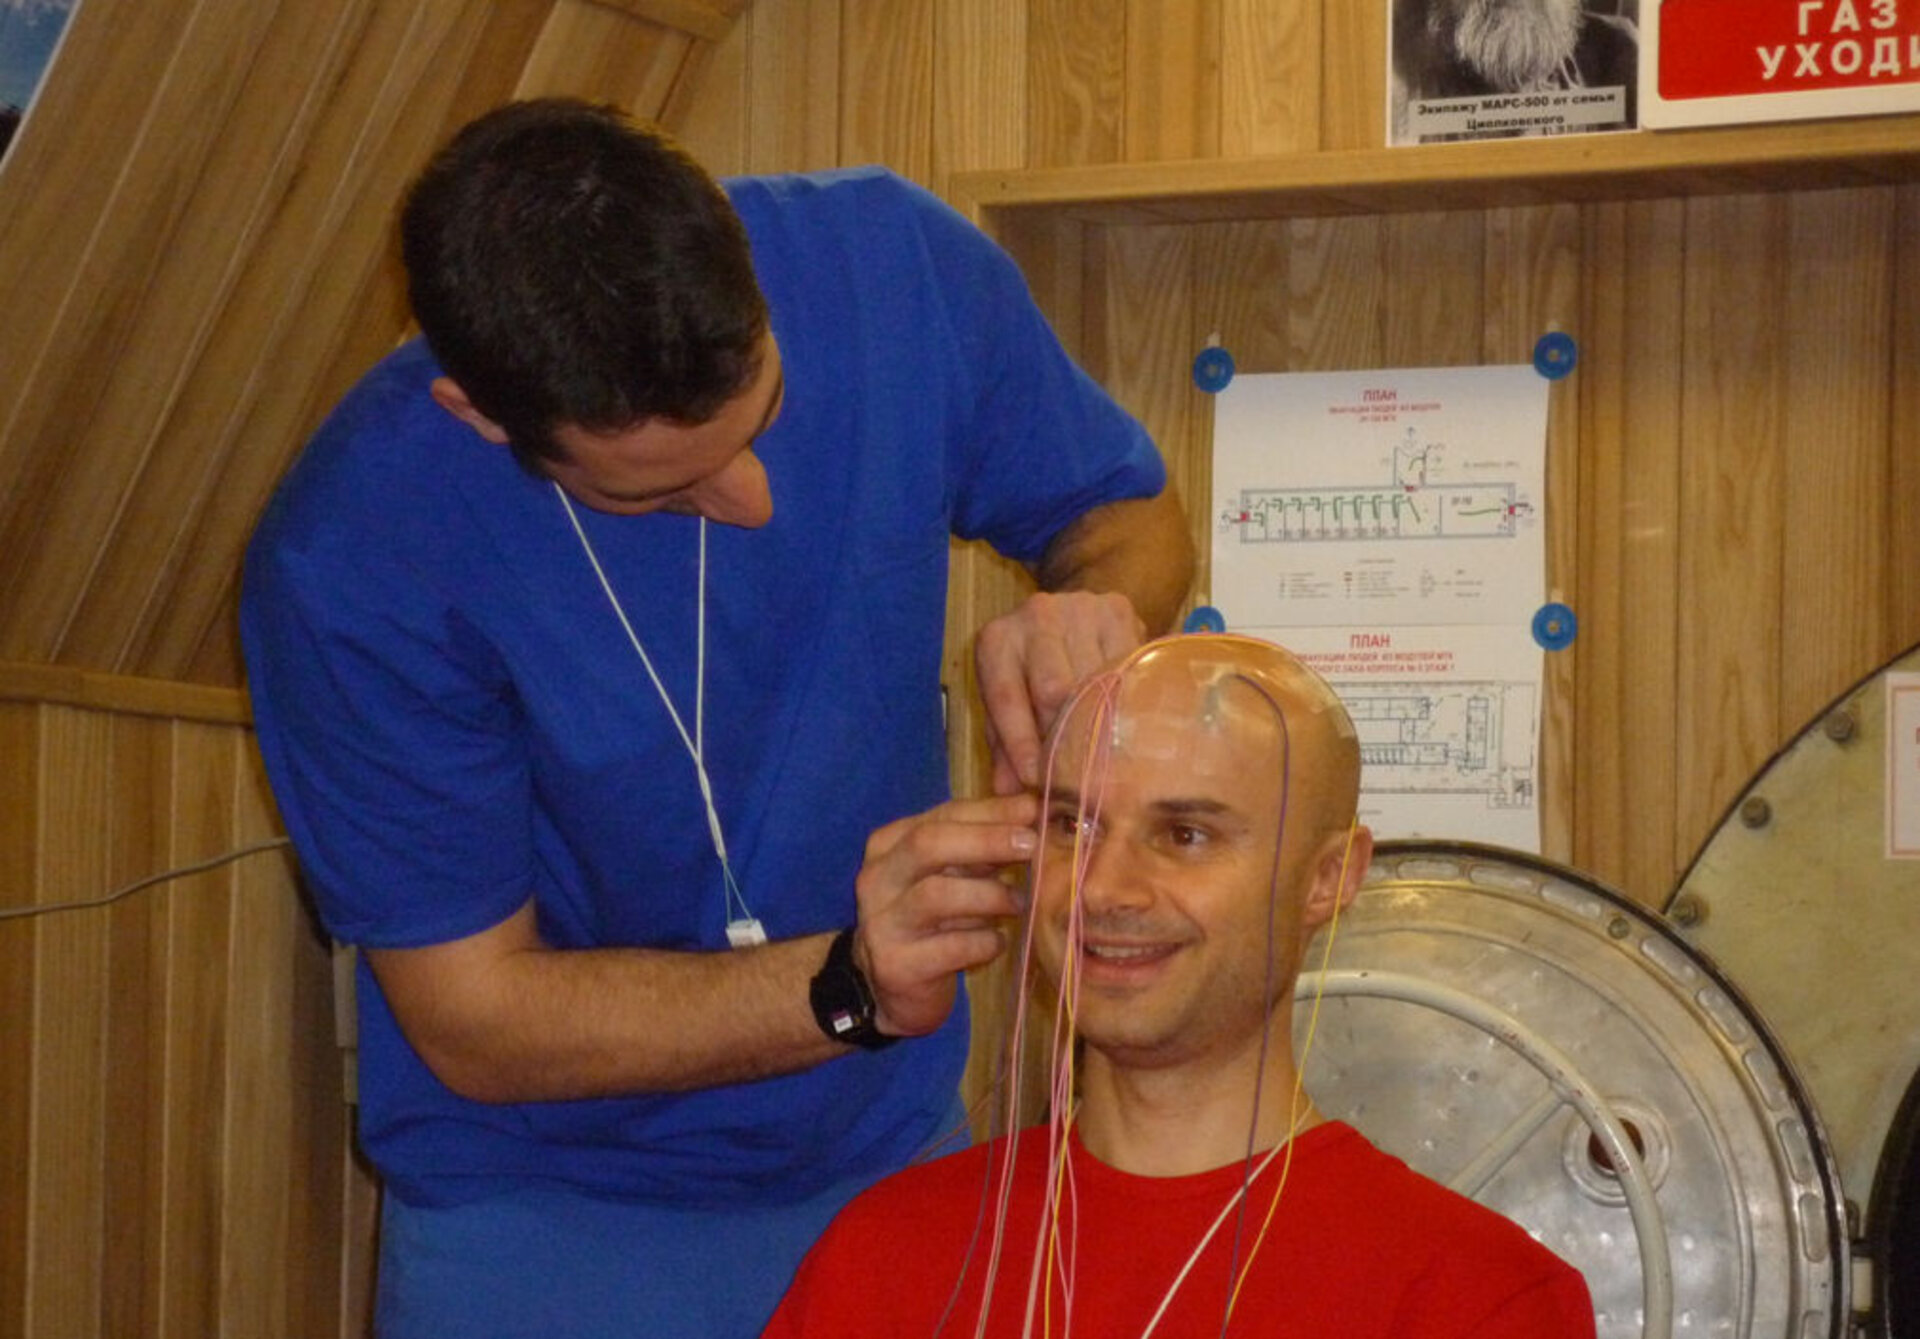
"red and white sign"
1642,0,1920,126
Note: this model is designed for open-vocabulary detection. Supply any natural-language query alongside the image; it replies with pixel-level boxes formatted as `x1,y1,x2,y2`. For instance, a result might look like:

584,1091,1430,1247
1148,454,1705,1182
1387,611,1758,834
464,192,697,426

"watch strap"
809,926,897,1050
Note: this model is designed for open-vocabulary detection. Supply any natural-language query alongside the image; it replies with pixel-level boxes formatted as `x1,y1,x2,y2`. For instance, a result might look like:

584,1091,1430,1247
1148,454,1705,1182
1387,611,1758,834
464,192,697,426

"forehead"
1049,663,1286,804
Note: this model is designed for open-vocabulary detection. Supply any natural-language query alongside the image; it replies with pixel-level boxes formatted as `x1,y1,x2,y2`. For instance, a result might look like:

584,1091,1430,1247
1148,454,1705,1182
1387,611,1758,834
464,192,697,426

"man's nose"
695,450,773,529
1075,832,1154,916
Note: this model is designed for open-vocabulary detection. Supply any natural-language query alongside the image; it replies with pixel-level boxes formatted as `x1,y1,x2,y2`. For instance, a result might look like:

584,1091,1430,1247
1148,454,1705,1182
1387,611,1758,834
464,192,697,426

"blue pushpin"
1532,601,1577,651
1184,605,1227,634
1533,332,1577,380
1192,347,1236,394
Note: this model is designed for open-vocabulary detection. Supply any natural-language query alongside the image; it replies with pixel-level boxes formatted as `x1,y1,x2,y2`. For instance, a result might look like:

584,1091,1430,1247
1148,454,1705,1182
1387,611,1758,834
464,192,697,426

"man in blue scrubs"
240,99,1191,1337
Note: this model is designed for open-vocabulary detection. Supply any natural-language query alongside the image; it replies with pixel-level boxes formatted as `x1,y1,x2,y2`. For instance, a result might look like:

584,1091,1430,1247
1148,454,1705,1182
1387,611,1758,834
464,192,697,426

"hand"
852,794,1039,1038
975,590,1146,795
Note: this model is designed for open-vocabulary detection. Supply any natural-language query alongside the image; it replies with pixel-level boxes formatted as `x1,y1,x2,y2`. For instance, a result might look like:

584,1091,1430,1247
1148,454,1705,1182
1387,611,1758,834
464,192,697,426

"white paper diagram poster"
1209,365,1550,850
1891,673,1920,859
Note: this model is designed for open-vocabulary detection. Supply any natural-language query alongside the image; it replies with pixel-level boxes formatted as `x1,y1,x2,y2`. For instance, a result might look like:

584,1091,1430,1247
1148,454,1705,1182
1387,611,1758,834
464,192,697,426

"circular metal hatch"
1670,643,1920,1338
1296,841,1847,1339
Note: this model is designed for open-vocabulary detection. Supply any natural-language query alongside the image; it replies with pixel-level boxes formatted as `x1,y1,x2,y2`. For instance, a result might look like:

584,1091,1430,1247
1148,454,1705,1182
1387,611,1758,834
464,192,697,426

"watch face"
811,930,895,1049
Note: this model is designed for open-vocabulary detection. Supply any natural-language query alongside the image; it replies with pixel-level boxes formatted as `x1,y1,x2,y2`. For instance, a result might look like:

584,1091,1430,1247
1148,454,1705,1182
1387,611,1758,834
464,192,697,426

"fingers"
976,591,1147,791
854,795,1038,1037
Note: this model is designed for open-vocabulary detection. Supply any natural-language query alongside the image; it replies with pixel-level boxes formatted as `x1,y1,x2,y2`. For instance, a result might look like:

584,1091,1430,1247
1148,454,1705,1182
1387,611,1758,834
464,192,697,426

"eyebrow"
1045,788,1237,820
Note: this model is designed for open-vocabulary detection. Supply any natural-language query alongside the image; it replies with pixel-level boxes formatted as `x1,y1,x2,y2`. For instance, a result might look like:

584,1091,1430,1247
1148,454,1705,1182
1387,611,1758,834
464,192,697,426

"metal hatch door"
1669,643,1920,1338
1297,841,1847,1339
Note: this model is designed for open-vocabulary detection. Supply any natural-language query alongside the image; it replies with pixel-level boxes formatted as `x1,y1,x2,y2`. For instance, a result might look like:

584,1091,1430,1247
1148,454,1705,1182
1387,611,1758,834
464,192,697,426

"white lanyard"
554,483,765,947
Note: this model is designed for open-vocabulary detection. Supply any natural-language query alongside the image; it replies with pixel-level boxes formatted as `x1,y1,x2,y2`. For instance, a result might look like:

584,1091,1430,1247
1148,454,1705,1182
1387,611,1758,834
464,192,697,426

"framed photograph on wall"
1,0,81,165
1389,0,1643,145
1640,0,1920,128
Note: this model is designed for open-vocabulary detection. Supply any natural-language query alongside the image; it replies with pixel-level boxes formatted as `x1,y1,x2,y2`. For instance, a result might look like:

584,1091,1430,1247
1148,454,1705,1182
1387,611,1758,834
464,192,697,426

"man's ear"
1302,824,1373,932
429,377,512,445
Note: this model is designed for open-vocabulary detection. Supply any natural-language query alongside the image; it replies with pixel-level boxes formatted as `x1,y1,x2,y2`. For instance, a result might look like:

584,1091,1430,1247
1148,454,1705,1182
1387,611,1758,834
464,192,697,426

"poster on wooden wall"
1389,0,1642,144
1208,364,1550,852
0,0,79,166
1639,0,1920,128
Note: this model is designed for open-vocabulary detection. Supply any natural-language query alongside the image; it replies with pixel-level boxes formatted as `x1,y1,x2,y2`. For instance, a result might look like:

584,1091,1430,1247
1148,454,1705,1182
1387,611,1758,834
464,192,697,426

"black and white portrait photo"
1390,0,1640,144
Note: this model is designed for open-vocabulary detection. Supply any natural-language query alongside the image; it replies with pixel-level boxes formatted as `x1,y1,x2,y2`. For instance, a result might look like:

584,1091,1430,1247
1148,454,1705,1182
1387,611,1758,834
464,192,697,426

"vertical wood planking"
1187,220,1294,602
1123,0,1220,162
1894,187,1920,652
26,707,113,1339
1027,0,1127,168
1779,189,1895,730
1482,205,1582,863
0,685,360,1336
1382,212,1484,367
1287,216,1388,370
744,0,843,173
1574,199,1685,901
1675,194,1790,873
1220,0,1320,156
155,721,238,1339
1320,0,1383,151
218,735,296,1338
933,0,1028,184
670,4,751,170
1092,224,1198,549
0,705,39,1339
840,0,936,184
101,717,171,1338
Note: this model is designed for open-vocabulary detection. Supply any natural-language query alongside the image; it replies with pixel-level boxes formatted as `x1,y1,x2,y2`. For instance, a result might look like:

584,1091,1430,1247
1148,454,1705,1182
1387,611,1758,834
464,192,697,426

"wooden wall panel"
841,0,935,184
1675,196,1791,870
1124,0,1221,162
1221,0,1321,156
102,715,170,1339
1482,205,1582,861
519,0,698,107
1321,0,1386,151
1573,199,1685,897
933,0,1028,185
5,0,1920,1320
744,0,842,173
0,0,753,686
0,676,373,1339
0,708,34,1339
27,707,113,1339
1897,188,1920,648
1779,190,1896,729
1027,0,1127,168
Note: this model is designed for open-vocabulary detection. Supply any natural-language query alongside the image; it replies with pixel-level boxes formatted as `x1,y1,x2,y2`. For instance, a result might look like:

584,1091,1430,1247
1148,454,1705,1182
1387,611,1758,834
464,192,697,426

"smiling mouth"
1083,941,1175,964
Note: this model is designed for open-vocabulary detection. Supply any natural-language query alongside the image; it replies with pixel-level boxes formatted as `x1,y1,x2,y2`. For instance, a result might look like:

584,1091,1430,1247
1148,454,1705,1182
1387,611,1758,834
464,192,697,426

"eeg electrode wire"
943,646,1353,1339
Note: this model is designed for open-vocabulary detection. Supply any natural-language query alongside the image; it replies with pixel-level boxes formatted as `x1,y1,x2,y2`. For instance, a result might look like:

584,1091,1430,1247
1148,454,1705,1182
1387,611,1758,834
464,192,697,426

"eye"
1165,822,1211,849
1045,808,1096,843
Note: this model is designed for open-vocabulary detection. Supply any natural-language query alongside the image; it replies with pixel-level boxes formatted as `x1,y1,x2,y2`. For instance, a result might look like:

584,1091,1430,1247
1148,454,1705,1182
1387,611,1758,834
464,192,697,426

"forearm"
367,794,1037,1105
368,913,850,1104
1033,487,1193,634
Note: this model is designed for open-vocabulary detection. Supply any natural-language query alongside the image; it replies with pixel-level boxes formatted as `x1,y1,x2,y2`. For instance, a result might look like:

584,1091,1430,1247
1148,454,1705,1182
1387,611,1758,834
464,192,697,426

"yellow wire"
1220,817,1361,1326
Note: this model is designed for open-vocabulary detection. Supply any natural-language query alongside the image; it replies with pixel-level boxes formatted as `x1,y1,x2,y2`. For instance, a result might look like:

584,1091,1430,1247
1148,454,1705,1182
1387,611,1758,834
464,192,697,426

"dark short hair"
401,98,768,466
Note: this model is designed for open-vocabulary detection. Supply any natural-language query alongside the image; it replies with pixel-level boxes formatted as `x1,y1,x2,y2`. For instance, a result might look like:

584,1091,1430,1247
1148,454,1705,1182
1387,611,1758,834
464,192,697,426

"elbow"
406,1025,541,1105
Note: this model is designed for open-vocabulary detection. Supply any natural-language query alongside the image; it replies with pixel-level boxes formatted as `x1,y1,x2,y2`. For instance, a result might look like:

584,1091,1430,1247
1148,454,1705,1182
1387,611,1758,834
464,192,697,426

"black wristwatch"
809,927,897,1050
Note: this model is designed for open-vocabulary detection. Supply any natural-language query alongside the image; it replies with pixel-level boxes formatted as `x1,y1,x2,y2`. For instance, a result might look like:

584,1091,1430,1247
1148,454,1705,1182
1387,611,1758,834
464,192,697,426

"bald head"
1091,633,1362,845
1028,634,1373,1075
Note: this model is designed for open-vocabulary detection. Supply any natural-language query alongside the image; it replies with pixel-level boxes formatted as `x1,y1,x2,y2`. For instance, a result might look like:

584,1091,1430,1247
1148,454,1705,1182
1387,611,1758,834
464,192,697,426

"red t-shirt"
766,1121,1595,1338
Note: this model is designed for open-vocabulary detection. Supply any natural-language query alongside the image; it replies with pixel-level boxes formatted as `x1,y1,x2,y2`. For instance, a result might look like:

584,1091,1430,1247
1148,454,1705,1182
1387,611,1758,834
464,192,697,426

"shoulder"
1304,1125,1592,1322
724,165,941,223
249,339,519,570
724,167,995,274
